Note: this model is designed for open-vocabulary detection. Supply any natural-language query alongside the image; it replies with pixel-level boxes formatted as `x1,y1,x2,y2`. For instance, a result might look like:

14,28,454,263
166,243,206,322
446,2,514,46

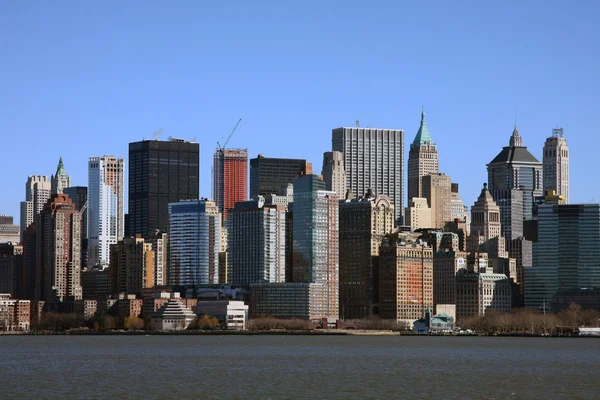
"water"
1,335,599,399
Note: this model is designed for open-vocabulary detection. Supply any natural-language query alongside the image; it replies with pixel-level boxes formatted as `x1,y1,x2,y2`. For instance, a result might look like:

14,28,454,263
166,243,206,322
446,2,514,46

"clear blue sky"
1,1,599,220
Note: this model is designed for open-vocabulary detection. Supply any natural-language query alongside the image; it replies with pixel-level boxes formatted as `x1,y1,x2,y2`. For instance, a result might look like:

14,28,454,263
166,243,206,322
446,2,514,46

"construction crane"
217,118,242,151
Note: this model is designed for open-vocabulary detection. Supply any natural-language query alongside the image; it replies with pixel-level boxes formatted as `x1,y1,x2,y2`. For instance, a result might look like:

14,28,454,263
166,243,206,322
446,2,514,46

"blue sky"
1,1,599,220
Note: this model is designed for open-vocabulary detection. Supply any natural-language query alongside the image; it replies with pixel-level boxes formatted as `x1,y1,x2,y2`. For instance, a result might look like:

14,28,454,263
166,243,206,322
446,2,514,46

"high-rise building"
20,175,51,241
321,151,346,197
433,250,466,307
422,173,452,229
64,186,88,269
51,157,71,195
379,232,434,323
21,224,36,300
0,243,23,297
88,156,124,268
148,231,168,287
227,198,286,286
292,174,339,320
405,197,432,230
339,192,395,319
0,215,19,243
213,148,248,220
109,236,154,296
487,126,542,225
250,155,310,198
128,138,200,238
469,183,502,245
332,126,404,224
456,267,512,320
168,200,221,286
450,183,469,230
525,204,600,309
543,128,569,204
408,108,439,202
35,194,82,301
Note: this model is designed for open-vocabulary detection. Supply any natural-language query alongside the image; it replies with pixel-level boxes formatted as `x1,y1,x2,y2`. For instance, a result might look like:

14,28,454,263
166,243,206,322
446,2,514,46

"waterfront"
1,336,599,399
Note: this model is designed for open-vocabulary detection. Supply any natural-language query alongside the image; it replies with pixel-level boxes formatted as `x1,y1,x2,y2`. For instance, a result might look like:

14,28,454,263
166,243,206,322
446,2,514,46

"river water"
0,335,598,399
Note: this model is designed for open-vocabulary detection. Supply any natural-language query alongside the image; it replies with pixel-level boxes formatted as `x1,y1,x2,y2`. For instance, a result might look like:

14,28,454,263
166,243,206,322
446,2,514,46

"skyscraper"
128,138,200,238
339,192,395,319
408,109,439,202
109,236,154,296
379,232,434,323
213,148,248,220
168,200,221,285
250,155,311,198
20,175,51,241
35,194,82,301
422,173,452,229
88,156,124,268
332,126,404,224
543,128,569,204
525,204,600,309
469,183,502,244
64,186,88,269
292,174,339,319
227,198,286,286
51,157,71,195
321,151,346,197
487,126,543,223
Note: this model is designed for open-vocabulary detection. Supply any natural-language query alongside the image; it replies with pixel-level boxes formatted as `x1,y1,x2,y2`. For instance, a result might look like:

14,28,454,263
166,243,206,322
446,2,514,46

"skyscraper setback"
128,138,200,238
88,156,124,268
543,128,569,203
20,175,51,241
332,126,404,223
408,109,439,202
213,148,248,220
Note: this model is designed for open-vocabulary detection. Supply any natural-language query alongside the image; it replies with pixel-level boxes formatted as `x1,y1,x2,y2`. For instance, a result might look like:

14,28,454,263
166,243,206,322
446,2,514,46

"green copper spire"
56,156,66,177
411,107,436,147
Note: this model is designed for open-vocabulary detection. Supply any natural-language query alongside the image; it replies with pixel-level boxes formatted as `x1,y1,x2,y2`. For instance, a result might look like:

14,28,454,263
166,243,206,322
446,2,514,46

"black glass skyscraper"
128,138,200,238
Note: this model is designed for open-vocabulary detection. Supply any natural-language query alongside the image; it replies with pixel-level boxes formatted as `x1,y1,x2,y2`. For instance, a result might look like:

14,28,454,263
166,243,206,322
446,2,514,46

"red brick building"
213,148,248,220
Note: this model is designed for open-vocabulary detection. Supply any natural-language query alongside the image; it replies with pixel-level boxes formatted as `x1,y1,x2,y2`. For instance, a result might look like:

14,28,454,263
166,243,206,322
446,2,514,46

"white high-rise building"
20,175,51,241
543,128,569,204
88,156,124,268
332,126,404,223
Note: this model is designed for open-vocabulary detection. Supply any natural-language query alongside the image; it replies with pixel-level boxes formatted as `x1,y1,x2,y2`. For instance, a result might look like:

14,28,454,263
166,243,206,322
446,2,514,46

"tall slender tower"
51,157,71,195
35,194,82,301
20,175,51,241
88,156,124,268
332,126,404,224
543,128,569,203
408,108,439,203
213,148,248,220
321,151,346,197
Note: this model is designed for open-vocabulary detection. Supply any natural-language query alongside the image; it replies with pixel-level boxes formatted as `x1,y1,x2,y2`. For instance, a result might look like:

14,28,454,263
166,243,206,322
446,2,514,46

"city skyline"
1,2,598,219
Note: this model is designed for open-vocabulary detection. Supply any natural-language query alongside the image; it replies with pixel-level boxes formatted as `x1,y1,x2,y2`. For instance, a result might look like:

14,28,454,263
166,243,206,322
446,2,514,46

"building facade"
405,197,432,230
433,250,467,307
321,151,346,197
456,268,512,320
213,148,248,220
292,175,339,320
339,193,395,319
543,128,569,204
64,186,88,269
20,175,51,241
35,194,82,301
0,294,30,331
408,108,439,202
88,156,124,268
422,173,452,229
109,236,154,296
128,138,200,238
168,200,221,286
379,232,434,323
249,282,327,320
332,126,404,224
250,155,310,198
0,243,23,298
227,199,286,286
525,204,600,309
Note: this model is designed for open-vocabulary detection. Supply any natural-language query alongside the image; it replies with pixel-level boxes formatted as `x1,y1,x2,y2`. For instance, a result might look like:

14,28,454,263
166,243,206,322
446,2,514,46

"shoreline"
1,330,597,338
